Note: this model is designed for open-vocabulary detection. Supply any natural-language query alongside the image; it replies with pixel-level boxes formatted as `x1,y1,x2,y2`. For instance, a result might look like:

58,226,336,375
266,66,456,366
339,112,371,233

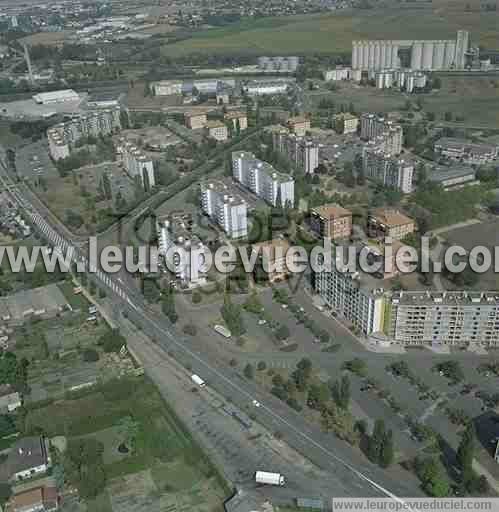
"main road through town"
0,150,423,500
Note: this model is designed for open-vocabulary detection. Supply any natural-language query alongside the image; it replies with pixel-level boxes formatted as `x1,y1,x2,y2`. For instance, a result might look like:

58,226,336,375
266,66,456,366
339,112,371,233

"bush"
183,323,197,336
191,291,202,304
82,349,99,362
257,361,267,371
275,324,290,341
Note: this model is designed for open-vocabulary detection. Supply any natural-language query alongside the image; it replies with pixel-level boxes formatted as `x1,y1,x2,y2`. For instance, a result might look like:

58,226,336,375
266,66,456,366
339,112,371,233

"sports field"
161,8,499,58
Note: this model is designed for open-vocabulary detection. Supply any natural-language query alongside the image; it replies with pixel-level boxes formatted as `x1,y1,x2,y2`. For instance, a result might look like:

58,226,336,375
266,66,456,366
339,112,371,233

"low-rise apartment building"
287,116,310,137
206,120,228,141
152,80,183,96
157,215,208,286
224,111,248,132
232,151,294,207
244,80,290,96
428,165,477,190
363,144,413,193
310,204,352,240
252,238,291,283
0,437,51,482
434,138,498,165
367,208,415,240
116,139,156,191
323,66,351,81
200,180,248,239
333,113,359,135
184,112,207,130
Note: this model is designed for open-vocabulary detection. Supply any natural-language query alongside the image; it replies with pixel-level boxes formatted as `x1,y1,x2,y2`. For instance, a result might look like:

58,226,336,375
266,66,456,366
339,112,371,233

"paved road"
0,149,424,500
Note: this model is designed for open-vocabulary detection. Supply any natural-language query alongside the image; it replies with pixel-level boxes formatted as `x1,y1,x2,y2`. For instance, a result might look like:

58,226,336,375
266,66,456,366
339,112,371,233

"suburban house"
8,485,58,512
0,385,21,413
0,437,51,483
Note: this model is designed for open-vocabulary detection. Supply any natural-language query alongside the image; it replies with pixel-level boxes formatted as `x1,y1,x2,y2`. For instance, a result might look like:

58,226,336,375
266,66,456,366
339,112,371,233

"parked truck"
255,471,285,486
191,374,206,388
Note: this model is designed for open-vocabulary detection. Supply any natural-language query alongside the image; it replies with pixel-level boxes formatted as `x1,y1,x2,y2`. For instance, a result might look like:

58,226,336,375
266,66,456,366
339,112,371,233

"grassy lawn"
57,281,88,310
86,491,113,512
161,9,499,58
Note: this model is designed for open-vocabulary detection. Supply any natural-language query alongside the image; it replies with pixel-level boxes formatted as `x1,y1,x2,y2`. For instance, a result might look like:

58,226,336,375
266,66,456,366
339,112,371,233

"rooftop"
0,437,49,480
206,120,226,129
224,111,247,120
288,116,309,125
33,89,79,103
392,290,499,306
428,165,476,182
311,203,352,219
435,137,497,155
369,208,414,228
202,179,247,206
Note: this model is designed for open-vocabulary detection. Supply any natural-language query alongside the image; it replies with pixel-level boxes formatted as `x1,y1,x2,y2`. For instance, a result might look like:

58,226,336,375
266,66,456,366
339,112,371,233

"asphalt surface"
0,145,425,500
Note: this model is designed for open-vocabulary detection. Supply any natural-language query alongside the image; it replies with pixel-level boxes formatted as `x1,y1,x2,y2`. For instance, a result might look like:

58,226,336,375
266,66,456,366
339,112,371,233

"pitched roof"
0,437,48,481
311,203,352,219
370,208,413,227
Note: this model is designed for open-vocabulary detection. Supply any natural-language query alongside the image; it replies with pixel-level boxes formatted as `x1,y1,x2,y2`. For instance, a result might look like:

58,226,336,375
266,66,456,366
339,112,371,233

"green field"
161,9,499,58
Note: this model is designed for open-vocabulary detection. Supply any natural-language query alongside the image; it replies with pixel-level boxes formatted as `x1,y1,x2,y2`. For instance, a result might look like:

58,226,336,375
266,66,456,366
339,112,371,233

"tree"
275,324,290,341
368,419,386,463
257,361,267,371
457,422,476,482
221,294,245,336
380,429,394,467
415,457,450,497
339,375,351,409
444,111,453,122
183,323,197,336
244,363,254,380
162,285,177,323
99,329,126,353
82,349,99,362
117,416,140,453
191,291,202,304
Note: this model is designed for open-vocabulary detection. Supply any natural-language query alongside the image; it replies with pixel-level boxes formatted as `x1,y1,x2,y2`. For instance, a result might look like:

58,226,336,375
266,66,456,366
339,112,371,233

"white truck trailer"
191,374,206,387
255,471,285,486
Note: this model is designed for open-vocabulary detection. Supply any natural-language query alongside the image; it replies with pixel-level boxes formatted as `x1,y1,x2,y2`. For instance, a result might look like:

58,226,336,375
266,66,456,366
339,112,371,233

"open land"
161,9,499,58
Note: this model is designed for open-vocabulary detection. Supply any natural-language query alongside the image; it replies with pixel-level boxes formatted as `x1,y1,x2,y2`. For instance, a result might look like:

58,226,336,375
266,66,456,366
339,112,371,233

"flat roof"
202,179,247,206
33,89,79,102
288,116,309,125
224,111,247,119
392,290,499,306
428,165,476,182
311,203,352,219
206,120,226,129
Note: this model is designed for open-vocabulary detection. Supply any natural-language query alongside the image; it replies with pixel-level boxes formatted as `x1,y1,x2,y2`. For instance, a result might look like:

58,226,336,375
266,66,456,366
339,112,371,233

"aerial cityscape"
0,0,498,511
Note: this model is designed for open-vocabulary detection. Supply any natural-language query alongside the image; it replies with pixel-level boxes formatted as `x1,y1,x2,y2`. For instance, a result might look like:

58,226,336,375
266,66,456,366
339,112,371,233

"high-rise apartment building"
232,152,294,207
272,128,319,174
117,139,156,191
47,107,121,161
363,145,413,193
360,114,403,155
157,215,208,286
200,180,248,239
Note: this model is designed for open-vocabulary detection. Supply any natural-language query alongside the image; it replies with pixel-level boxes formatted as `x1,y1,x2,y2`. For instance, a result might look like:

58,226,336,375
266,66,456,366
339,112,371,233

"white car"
281,304,288,309
252,399,261,408
258,319,267,326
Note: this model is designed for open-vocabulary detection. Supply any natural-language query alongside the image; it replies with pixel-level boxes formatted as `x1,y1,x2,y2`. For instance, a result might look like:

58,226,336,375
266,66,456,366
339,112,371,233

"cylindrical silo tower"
362,42,369,70
422,41,434,69
391,43,399,69
374,43,381,70
444,41,456,69
376,72,384,89
368,42,375,70
433,41,446,70
411,41,423,70
356,44,362,69
380,42,387,69
352,42,358,69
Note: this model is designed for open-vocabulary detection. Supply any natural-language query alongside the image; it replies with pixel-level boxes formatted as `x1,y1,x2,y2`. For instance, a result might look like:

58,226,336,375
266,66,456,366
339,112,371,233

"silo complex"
351,31,469,71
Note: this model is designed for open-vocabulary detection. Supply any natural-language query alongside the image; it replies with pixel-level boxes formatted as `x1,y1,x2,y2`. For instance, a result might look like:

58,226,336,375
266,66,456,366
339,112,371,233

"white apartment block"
363,144,413,193
388,291,499,347
47,107,121,161
333,113,359,135
117,139,156,191
232,152,294,207
152,80,183,96
313,255,385,336
157,216,208,286
200,180,248,239
272,128,319,174
314,258,499,346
